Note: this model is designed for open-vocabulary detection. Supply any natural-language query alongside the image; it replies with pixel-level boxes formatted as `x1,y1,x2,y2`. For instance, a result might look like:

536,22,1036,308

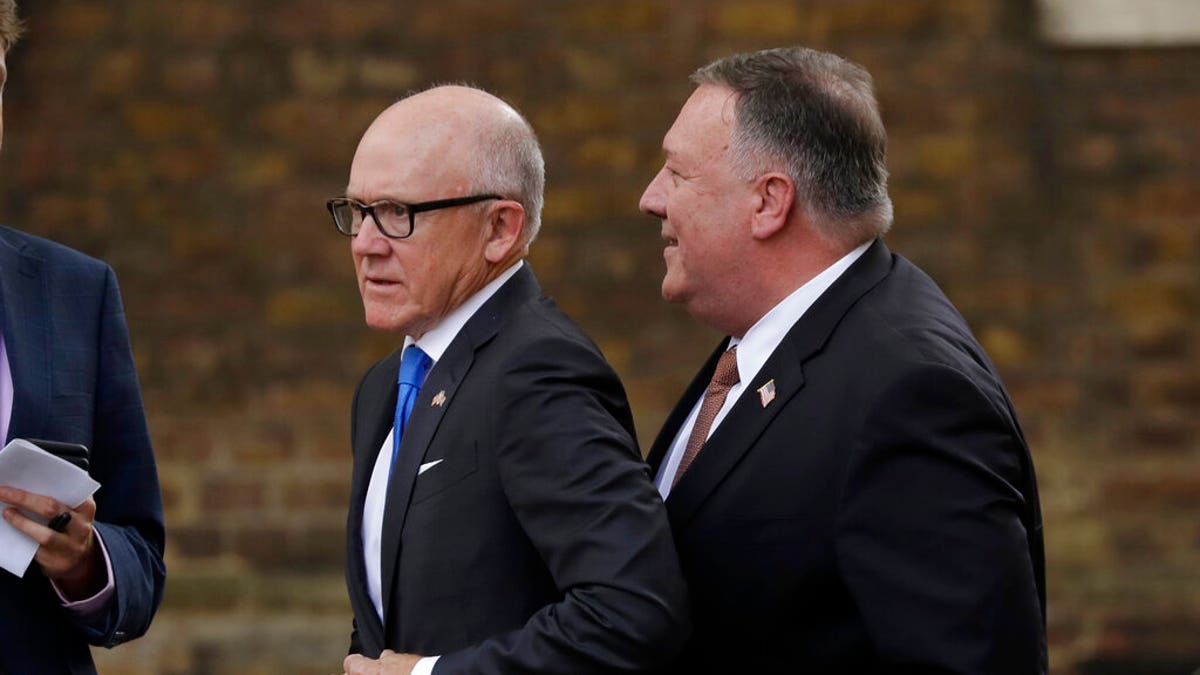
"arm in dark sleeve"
71,267,166,647
836,363,1046,675
347,371,365,656
435,332,689,674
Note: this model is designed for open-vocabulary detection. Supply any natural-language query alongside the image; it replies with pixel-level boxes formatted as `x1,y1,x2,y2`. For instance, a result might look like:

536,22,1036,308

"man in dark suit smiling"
0,2,166,672
640,46,1046,673
335,85,687,675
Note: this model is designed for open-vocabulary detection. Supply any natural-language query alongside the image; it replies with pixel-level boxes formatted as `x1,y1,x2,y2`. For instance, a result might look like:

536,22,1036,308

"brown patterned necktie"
673,346,739,486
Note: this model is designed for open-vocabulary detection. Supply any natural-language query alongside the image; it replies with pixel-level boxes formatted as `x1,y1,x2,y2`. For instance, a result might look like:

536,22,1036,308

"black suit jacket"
345,265,689,673
0,226,166,674
648,240,1046,674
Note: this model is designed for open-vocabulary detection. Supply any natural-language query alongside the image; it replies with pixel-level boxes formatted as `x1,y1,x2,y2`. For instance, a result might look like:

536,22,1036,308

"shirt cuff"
412,655,441,675
51,528,115,617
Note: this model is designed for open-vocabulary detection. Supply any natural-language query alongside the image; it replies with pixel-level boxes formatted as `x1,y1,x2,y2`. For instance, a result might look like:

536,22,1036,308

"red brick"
1104,473,1200,512
2,1,1197,672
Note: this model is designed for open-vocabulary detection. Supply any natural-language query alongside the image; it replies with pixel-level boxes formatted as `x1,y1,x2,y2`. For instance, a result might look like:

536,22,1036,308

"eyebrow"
663,146,689,168
344,193,412,205
343,188,376,202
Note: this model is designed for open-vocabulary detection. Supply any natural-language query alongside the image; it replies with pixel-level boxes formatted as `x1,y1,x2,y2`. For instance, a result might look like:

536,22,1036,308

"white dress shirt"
361,261,523,674
655,243,870,498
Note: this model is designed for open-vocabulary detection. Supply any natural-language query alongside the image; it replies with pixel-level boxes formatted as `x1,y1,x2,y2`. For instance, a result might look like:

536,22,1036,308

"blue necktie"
390,345,433,481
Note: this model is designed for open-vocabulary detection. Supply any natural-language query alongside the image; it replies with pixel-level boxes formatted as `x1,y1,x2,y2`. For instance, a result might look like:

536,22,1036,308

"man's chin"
363,309,411,334
660,280,687,305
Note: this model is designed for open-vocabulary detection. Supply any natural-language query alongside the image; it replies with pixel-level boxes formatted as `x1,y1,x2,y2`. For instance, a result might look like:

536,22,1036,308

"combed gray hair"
471,101,546,245
0,0,24,52
692,46,893,246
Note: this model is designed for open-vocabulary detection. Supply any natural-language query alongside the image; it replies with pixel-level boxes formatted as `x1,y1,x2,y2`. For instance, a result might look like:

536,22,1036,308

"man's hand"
0,487,104,599
343,650,422,675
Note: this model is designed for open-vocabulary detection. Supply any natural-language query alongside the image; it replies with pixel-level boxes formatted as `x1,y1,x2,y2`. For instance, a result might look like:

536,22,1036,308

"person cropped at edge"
334,85,688,675
640,46,1046,673
0,2,166,673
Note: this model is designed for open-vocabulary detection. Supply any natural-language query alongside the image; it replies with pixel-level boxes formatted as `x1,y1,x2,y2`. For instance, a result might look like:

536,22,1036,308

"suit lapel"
663,239,895,529
378,264,543,631
378,346,467,620
0,229,52,443
664,340,807,529
346,350,402,651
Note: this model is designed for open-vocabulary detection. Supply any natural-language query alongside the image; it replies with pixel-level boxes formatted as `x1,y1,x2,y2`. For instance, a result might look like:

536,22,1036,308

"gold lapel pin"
431,390,447,407
757,379,776,407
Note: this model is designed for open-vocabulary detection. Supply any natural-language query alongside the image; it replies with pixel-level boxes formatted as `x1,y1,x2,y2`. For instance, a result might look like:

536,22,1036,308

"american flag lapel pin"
431,390,447,407
757,379,776,407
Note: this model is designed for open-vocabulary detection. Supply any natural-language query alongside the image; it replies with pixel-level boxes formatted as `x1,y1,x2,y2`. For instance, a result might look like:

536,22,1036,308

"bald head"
344,86,545,337
371,85,525,136
356,85,545,244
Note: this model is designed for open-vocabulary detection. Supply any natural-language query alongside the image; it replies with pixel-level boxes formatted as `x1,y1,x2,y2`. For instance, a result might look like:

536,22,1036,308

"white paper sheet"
0,438,101,577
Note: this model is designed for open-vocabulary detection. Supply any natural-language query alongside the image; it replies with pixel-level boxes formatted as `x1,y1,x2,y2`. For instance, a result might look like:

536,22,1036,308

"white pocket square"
418,459,444,475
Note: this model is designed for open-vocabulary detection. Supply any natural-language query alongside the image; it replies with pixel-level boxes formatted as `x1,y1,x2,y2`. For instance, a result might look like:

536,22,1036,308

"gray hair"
692,46,893,246
470,101,546,245
0,0,24,53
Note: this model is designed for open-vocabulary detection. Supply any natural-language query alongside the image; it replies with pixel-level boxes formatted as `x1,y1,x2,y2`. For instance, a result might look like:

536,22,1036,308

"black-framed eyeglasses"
326,194,503,239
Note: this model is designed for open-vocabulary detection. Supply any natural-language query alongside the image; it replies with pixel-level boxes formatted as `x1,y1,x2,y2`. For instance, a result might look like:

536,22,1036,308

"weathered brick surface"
0,1,1195,673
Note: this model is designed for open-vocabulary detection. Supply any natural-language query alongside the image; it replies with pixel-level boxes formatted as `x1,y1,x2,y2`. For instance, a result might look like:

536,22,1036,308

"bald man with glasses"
331,85,688,675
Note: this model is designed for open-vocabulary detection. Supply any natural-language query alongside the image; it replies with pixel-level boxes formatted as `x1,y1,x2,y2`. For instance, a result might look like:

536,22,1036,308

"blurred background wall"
0,1,1196,673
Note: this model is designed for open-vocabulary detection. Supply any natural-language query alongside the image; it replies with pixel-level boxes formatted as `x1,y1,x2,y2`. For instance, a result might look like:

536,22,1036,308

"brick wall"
0,1,1195,673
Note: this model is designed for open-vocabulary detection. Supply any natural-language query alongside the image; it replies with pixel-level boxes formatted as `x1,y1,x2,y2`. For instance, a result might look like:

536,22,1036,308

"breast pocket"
410,444,479,505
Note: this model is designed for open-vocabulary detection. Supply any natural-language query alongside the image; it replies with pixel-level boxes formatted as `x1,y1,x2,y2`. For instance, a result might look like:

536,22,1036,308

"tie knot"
398,345,433,387
711,346,739,388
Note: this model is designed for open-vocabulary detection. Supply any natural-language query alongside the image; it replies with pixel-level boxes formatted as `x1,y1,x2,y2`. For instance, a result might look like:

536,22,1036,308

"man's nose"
350,214,389,255
639,169,667,217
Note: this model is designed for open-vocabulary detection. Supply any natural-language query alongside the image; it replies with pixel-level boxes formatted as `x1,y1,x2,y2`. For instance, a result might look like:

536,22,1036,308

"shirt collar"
404,260,525,362
729,241,871,386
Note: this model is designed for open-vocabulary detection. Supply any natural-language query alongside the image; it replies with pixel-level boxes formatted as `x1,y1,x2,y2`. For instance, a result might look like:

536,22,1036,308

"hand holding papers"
0,439,100,577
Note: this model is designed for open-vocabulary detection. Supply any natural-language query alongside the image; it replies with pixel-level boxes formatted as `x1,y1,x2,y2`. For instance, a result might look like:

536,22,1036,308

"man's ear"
483,200,527,263
749,172,795,240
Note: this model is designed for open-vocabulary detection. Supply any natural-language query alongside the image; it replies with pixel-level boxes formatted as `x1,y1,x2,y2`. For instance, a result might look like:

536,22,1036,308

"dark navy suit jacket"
345,265,689,673
0,225,165,674
648,240,1047,674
